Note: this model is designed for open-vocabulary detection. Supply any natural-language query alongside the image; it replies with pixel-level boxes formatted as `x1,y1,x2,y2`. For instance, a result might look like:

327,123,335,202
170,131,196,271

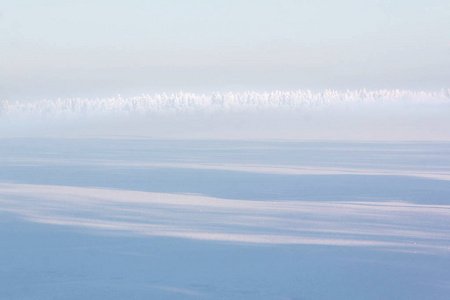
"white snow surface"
1,138,450,299
2,182,449,251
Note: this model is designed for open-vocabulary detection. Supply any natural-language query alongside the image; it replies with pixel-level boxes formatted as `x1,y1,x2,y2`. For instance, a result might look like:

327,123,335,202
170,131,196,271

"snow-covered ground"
1,138,449,299
1,91,450,299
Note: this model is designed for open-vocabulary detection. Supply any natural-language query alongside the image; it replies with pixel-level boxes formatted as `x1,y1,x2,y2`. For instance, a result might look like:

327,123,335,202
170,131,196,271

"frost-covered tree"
2,89,449,120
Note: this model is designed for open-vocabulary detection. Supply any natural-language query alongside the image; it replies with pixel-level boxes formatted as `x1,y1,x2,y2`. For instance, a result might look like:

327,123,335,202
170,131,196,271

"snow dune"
1,129,450,298
1,139,449,255
1,182,449,253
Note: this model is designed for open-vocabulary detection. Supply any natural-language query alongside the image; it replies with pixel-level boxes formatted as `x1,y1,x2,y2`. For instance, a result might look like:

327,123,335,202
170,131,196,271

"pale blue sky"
1,0,449,101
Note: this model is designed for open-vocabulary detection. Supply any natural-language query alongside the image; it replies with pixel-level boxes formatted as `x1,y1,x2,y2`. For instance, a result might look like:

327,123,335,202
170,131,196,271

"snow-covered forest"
2,89,449,117
2,89,449,141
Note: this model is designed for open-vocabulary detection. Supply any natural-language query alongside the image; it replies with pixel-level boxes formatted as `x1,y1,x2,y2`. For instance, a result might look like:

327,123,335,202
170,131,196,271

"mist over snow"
1,89,449,140
2,1,449,298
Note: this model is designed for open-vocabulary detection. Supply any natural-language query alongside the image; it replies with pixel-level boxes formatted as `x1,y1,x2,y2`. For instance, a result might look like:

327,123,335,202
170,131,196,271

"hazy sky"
1,0,449,101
